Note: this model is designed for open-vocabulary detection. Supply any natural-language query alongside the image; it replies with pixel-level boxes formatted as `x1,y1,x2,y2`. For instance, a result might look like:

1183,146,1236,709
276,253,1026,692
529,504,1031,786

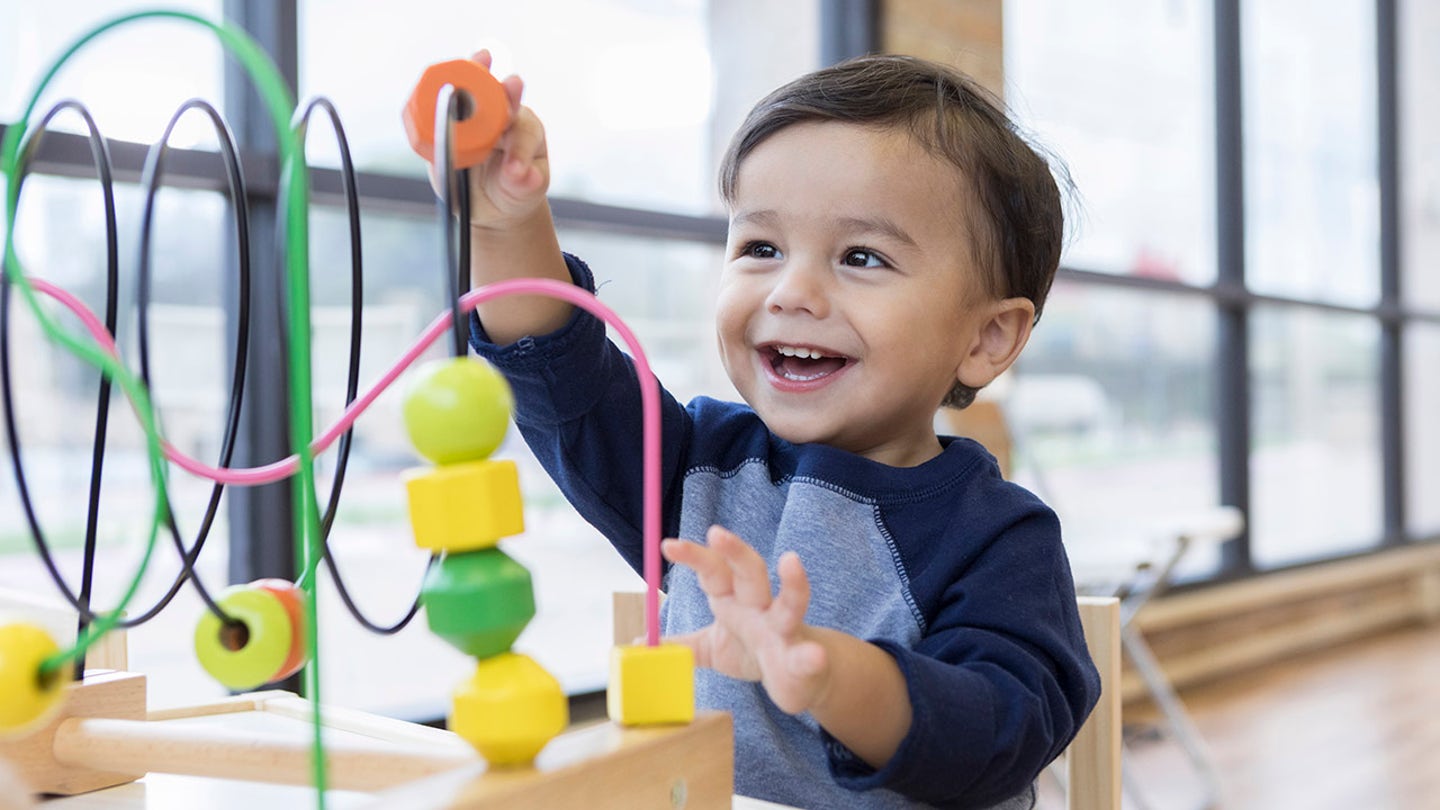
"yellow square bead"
607,643,695,726
404,459,523,552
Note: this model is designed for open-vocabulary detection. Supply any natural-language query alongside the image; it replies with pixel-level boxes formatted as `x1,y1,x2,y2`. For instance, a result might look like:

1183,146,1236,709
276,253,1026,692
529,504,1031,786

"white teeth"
776,345,825,359
780,368,827,382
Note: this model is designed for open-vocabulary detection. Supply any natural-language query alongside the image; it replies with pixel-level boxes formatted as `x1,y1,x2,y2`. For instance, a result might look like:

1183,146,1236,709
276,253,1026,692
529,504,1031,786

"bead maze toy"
0,11,728,808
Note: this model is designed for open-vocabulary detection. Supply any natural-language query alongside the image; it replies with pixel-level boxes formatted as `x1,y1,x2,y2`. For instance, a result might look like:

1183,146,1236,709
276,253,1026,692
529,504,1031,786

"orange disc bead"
252,579,307,681
403,59,511,169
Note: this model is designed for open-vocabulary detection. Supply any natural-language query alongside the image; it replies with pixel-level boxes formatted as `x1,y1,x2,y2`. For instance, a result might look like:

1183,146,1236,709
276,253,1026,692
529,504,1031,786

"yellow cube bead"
404,459,523,552
450,652,568,766
607,643,695,727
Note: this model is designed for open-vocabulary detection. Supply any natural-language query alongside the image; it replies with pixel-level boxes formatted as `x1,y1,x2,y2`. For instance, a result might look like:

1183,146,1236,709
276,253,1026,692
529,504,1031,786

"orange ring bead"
403,59,511,170
252,579,307,681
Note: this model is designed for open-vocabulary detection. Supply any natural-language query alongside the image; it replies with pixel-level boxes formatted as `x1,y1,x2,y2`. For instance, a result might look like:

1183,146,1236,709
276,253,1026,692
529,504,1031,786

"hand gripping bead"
403,59,512,170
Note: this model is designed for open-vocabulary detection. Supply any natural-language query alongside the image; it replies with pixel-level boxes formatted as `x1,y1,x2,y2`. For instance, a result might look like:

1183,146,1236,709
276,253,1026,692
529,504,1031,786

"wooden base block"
381,711,734,809
0,669,146,796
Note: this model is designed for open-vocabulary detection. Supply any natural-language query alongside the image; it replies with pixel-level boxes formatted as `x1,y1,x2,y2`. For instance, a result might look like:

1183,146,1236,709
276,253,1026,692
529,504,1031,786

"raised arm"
428,50,571,344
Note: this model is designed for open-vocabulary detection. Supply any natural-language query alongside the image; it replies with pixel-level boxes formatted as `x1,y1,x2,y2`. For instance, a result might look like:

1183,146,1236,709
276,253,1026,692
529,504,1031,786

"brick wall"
880,0,1004,99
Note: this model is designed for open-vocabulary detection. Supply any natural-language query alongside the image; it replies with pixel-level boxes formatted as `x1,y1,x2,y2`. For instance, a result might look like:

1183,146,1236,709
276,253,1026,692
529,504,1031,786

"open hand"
661,526,831,715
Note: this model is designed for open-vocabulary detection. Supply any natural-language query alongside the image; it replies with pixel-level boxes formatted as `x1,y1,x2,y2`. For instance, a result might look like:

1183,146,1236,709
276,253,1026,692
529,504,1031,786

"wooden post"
1069,596,1121,810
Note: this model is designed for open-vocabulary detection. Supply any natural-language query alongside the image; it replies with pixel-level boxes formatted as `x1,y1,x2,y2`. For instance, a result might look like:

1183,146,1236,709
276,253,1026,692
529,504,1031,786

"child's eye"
842,248,887,268
742,242,781,260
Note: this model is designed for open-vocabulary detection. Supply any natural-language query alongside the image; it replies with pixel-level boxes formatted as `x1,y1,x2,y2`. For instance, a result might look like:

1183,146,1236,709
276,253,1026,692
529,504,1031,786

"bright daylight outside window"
1400,0,1440,539
0,2,232,709
1243,0,1384,567
1003,0,1222,580
1,1,818,716
298,0,818,715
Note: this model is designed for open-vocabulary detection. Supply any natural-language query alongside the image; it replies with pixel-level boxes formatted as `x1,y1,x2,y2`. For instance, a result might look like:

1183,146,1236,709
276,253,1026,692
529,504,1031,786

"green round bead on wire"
402,356,514,465
422,548,536,659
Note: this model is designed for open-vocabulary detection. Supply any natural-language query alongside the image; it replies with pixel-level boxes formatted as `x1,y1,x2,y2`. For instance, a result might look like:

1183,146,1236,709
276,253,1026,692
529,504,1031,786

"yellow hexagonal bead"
607,643,695,727
450,652,568,766
404,459,523,552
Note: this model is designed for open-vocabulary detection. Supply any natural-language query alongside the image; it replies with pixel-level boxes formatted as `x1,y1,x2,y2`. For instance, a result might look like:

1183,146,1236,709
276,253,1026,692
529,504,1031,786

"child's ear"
956,297,1036,390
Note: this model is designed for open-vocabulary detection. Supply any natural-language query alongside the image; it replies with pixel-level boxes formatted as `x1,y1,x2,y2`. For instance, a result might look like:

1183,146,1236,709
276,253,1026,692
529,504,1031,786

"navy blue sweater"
471,255,1099,809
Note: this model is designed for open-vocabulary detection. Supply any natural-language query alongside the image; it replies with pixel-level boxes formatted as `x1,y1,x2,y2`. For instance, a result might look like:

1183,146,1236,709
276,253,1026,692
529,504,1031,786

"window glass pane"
1004,282,1221,581
299,0,820,214
1250,307,1381,567
1400,0,1440,311
0,176,232,709
1243,0,1379,306
1405,324,1440,537
0,2,223,144
1004,0,1216,285
561,232,734,404
305,207,728,714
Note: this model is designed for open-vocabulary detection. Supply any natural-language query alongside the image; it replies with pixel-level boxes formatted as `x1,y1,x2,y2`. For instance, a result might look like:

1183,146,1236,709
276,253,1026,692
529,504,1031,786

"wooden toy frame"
0,599,733,808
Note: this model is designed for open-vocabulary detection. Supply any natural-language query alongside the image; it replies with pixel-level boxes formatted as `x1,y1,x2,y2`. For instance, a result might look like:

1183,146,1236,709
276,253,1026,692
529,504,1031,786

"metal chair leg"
1120,624,1222,810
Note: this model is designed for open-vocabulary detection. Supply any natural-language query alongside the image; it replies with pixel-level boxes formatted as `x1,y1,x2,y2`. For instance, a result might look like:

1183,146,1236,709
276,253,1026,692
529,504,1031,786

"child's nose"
764,259,830,318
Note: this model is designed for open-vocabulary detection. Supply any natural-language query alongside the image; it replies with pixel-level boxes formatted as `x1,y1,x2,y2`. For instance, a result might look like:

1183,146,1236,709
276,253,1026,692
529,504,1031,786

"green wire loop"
1,10,328,800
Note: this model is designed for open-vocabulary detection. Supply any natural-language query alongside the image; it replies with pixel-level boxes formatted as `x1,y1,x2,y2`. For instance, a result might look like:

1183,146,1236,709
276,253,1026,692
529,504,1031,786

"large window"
292,3,812,715
0,2,222,143
1006,0,1216,285
5,0,1438,721
299,0,819,215
1010,283,1221,579
0,1,817,717
1243,0,1379,307
1400,0,1440,539
1249,308,1382,566
1,0,234,711
1007,0,1439,580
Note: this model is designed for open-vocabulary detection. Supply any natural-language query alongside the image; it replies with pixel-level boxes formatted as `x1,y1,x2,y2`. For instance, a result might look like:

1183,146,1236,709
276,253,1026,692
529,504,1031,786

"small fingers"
663,628,714,670
710,526,772,608
496,107,546,192
501,74,524,114
785,640,827,679
663,538,733,598
772,551,811,631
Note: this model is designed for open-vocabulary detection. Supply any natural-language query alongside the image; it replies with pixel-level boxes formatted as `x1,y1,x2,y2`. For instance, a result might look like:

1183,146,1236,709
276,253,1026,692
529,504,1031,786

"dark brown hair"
718,54,1067,409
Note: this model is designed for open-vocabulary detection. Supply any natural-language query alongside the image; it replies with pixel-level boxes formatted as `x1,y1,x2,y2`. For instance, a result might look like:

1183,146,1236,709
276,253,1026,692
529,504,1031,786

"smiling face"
717,121,1018,467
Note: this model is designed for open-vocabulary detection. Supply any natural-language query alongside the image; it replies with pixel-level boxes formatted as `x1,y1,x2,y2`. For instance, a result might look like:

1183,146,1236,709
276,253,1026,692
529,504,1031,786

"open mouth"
764,344,850,382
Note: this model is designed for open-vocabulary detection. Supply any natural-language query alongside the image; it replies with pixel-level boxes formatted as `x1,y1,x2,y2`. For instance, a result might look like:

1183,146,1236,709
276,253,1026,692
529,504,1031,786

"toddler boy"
458,53,1099,810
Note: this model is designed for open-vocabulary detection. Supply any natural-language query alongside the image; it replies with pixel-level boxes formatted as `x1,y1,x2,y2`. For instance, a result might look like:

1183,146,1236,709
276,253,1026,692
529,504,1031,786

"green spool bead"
422,549,536,658
402,357,514,465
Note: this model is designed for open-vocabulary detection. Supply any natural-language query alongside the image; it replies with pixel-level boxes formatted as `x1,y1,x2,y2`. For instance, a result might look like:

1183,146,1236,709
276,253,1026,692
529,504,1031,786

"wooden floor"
1043,620,1440,810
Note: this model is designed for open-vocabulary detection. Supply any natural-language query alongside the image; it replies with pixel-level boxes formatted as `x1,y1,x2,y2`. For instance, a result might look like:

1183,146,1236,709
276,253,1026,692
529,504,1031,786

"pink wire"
30,276,665,646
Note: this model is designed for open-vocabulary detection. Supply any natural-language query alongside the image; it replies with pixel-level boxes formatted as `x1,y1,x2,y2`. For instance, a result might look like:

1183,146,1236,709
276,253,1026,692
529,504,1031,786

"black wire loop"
291,95,426,634
0,88,477,658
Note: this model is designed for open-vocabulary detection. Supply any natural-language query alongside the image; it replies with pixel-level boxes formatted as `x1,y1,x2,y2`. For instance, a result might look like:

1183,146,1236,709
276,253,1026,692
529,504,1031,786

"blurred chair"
614,592,1122,810
945,401,1240,810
